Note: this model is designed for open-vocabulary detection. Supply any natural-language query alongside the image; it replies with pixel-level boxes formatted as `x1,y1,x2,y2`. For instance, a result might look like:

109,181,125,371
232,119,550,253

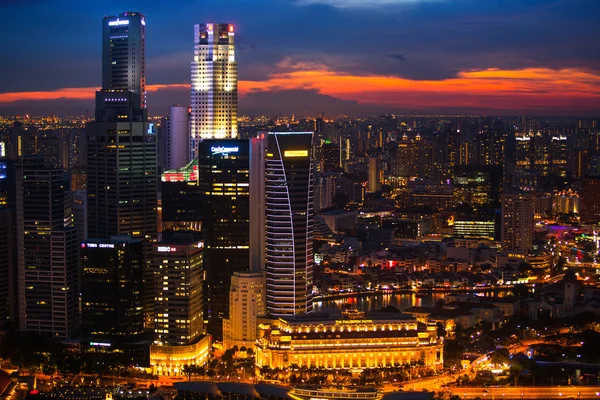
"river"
313,291,512,313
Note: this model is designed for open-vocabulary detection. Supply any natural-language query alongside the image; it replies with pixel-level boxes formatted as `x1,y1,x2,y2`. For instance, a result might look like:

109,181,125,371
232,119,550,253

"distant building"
319,209,357,233
581,177,600,224
501,192,534,255
223,272,266,351
367,156,381,193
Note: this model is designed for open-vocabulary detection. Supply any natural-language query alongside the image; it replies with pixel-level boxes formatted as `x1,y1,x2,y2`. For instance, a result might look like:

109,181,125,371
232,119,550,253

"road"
449,386,600,399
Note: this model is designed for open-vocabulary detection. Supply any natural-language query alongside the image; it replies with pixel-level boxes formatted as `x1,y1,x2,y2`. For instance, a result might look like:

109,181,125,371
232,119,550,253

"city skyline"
0,0,599,117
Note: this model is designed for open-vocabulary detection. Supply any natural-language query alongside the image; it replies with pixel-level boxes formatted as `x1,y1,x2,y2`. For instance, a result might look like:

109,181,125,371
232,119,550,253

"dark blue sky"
1,0,599,116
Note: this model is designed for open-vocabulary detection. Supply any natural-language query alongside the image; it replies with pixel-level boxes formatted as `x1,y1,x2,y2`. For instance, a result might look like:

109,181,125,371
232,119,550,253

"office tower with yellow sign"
266,132,315,317
190,23,238,159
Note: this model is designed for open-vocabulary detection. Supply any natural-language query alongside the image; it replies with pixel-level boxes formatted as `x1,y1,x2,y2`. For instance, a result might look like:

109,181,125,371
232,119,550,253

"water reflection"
313,291,511,313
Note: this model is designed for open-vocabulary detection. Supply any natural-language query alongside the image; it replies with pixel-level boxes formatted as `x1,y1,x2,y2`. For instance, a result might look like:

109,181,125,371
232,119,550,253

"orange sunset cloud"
1,66,599,112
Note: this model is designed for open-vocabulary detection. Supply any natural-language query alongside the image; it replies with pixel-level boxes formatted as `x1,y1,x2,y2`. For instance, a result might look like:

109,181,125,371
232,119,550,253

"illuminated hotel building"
150,233,207,375
88,12,157,327
190,23,238,159
266,132,315,317
80,237,145,360
255,311,443,370
501,191,534,255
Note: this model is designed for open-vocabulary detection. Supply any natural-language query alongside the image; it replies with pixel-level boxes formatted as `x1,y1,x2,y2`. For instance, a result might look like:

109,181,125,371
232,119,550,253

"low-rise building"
255,310,443,370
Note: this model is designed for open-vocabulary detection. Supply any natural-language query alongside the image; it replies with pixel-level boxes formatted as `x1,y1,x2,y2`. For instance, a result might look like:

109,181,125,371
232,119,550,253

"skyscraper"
190,23,238,159
266,132,314,317
161,105,190,171
367,156,381,193
87,12,157,327
16,158,79,340
80,237,145,358
501,191,534,255
102,12,146,108
197,139,250,337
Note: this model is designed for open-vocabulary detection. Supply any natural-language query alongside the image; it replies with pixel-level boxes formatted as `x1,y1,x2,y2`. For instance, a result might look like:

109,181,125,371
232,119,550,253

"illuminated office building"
150,233,208,376
320,141,339,172
255,311,442,370
453,219,496,241
102,12,146,108
266,132,314,317
223,272,266,350
501,192,534,255
190,23,238,158
198,139,250,337
88,12,157,327
16,158,79,340
161,160,203,232
80,237,144,357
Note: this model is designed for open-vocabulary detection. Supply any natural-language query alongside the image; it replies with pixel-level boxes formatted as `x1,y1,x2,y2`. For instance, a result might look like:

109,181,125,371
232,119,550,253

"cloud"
294,0,446,8
2,63,599,116
388,54,407,62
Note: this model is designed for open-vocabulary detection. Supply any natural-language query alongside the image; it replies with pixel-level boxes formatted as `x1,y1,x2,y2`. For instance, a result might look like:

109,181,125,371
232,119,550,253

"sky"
0,0,599,117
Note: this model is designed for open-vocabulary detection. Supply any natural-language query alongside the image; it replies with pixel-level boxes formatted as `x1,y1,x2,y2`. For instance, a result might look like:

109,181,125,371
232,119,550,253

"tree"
490,348,510,366
182,364,193,381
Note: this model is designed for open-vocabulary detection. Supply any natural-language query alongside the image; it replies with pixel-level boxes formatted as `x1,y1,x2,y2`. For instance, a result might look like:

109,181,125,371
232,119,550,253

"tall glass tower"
87,12,157,328
190,23,238,159
266,132,315,317
102,12,146,108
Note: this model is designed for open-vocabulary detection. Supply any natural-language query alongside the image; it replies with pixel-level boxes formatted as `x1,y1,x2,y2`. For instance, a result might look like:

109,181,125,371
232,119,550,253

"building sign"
108,19,129,26
90,342,111,347
157,246,178,253
211,146,239,155
81,243,115,249
335,319,374,325
284,150,309,158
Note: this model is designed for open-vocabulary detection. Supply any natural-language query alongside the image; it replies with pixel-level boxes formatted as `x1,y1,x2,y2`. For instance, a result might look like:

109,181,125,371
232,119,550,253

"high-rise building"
0,208,15,326
223,272,266,350
88,12,157,327
581,177,600,224
197,139,250,337
367,156,381,193
152,233,204,346
150,233,210,376
73,190,87,243
320,141,339,173
249,135,267,273
501,192,534,255
266,132,314,317
161,105,189,171
16,158,79,340
190,23,238,158
102,12,146,108
80,237,145,359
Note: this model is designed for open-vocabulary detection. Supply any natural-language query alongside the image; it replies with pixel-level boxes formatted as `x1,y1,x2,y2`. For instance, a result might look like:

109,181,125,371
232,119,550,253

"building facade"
16,158,80,340
80,237,145,350
581,177,600,224
266,132,315,317
222,272,266,350
255,311,443,370
501,192,534,255
161,105,189,171
150,233,206,375
190,23,238,158
102,12,146,108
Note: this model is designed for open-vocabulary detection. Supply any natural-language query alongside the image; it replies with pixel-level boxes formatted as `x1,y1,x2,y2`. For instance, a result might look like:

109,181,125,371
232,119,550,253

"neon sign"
157,246,178,253
211,146,239,155
284,150,309,157
108,19,129,26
